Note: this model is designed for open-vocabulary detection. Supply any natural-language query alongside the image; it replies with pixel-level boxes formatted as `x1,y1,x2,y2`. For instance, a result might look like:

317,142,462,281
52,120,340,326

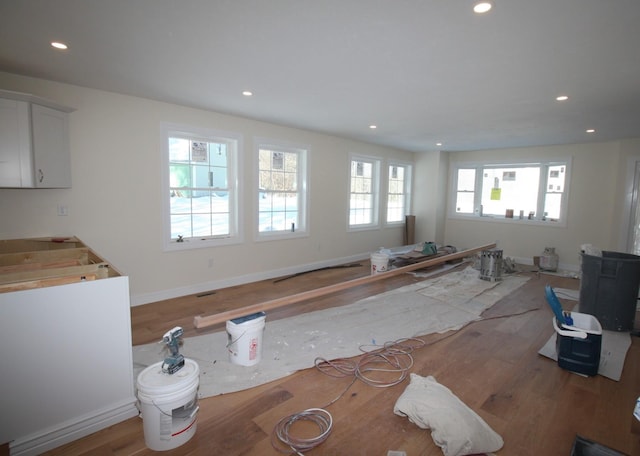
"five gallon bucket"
370,252,390,275
226,311,266,366
136,358,200,451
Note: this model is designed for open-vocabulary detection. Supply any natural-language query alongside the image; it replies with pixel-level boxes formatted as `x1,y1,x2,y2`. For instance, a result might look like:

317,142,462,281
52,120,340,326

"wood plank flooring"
8,261,640,456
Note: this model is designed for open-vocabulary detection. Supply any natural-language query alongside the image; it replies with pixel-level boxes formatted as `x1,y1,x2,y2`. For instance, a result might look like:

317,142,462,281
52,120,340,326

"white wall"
0,72,414,305
428,141,636,268
411,150,448,245
3,72,638,305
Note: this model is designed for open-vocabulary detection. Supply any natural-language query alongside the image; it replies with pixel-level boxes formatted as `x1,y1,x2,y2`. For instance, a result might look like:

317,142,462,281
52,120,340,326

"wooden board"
0,274,97,293
0,247,90,269
0,237,123,290
193,242,496,329
0,262,110,287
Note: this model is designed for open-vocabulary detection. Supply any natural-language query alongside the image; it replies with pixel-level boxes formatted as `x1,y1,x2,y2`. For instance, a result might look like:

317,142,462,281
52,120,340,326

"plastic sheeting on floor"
132,266,529,399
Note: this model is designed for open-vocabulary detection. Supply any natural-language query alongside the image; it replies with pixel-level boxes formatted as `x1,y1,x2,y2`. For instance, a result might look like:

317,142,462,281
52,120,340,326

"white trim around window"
348,153,381,231
253,137,309,242
385,160,413,226
161,122,243,251
448,157,572,227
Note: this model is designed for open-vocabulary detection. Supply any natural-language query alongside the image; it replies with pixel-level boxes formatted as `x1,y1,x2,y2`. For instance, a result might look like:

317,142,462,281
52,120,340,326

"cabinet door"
0,98,32,187
31,104,71,188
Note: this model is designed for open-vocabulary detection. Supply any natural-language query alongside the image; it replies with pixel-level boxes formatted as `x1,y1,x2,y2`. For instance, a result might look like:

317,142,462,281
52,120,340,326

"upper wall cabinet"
0,90,75,188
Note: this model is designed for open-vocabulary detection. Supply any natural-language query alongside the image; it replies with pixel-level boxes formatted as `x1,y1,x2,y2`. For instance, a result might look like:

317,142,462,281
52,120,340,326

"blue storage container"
553,312,602,376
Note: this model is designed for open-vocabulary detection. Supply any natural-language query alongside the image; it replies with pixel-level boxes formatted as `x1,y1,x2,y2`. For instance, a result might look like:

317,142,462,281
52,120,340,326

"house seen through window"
162,124,240,250
257,142,307,237
349,156,380,228
386,163,412,223
452,160,570,223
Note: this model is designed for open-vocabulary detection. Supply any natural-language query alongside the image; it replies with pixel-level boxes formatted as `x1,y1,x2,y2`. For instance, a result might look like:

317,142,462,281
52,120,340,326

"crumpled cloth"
394,374,503,456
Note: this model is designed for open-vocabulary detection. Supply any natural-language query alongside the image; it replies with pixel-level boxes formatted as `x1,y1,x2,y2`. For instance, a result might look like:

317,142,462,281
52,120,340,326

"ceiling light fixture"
473,1,493,14
556,95,569,101
51,41,68,50
242,90,253,97
369,125,377,129
436,142,443,147
586,129,596,133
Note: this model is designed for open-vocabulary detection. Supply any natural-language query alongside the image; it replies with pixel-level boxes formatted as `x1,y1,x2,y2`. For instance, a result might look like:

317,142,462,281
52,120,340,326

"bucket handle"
226,329,247,348
552,317,587,339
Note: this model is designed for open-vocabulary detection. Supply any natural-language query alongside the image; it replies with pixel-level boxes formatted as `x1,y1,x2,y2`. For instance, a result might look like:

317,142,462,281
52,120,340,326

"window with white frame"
451,159,570,224
349,155,380,228
257,141,308,238
161,124,240,250
386,162,412,223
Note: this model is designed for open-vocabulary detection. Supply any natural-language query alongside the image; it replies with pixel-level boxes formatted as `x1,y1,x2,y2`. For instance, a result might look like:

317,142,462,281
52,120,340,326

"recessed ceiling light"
369,125,377,130
556,95,569,101
242,90,253,97
473,1,493,14
436,142,443,146
586,128,596,133
51,41,68,50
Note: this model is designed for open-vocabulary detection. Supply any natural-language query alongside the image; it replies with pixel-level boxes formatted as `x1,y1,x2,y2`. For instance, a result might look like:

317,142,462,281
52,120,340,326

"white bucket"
136,358,200,451
226,311,266,366
370,252,390,275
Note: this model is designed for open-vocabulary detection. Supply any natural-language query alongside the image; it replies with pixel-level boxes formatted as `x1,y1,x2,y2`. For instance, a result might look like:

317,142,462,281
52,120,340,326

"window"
386,162,412,224
451,159,571,224
256,140,308,238
349,155,381,228
161,123,241,250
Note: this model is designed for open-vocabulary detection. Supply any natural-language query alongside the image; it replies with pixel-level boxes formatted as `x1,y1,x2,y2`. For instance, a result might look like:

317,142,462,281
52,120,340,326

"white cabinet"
0,90,73,188
0,237,138,456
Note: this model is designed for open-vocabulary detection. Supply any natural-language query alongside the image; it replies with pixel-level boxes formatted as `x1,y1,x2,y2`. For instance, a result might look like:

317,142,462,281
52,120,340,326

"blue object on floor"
545,285,568,325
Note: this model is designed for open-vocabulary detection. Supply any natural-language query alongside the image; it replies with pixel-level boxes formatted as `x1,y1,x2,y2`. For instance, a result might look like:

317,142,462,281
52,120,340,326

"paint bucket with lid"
136,358,200,451
226,311,266,366
370,252,390,275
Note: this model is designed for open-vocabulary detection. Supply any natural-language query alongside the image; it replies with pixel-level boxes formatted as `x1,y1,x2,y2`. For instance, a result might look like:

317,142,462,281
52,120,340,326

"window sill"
448,213,567,228
254,230,309,243
163,235,242,252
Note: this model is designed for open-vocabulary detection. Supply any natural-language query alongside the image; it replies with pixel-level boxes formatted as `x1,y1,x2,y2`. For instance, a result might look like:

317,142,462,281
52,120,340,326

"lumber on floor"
20,264,640,456
193,242,496,328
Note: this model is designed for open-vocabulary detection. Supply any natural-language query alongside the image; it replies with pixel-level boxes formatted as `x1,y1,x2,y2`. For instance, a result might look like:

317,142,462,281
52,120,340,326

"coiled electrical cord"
271,408,333,455
271,338,425,454
272,309,539,454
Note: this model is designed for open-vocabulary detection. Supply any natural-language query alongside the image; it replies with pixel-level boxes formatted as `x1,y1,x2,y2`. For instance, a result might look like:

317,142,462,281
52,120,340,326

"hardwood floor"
20,262,640,455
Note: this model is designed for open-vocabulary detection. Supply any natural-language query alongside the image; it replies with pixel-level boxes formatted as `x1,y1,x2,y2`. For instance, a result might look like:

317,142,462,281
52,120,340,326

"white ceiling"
1,0,639,153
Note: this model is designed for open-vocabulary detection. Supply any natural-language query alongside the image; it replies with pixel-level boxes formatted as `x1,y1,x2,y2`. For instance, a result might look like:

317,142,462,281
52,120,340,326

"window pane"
456,192,475,213
547,165,565,192
387,164,408,223
258,147,305,234
544,193,562,220
457,168,476,191
455,168,476,214
481,167,539,216
350,157,379,227
168,136,233,241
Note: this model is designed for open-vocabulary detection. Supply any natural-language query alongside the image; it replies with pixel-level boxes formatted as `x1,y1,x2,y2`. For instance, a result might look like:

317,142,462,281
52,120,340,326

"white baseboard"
130,252,369,306
9,400,138,456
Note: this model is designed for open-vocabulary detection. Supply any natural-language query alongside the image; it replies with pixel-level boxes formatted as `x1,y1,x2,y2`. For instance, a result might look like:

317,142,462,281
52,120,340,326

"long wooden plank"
0,259,82,274
0,247,89,267
193,242,496,328
0,263,110,285
0,274,97,293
